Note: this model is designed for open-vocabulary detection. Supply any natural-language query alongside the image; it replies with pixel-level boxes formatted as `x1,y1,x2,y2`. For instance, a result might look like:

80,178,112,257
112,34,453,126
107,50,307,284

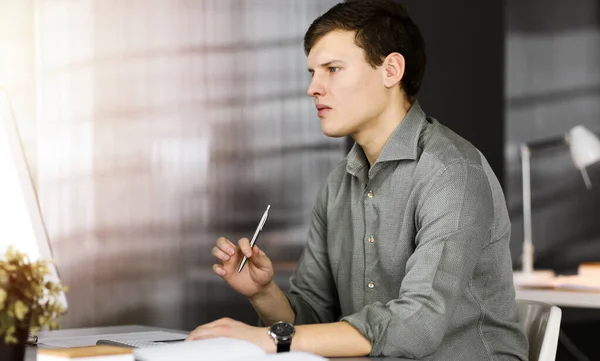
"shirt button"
367,190,374,199
368,235,375,243
368,281,375,289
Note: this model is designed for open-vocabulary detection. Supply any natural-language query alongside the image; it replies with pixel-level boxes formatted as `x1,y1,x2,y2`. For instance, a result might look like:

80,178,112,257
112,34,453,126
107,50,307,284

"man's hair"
304,0,426,102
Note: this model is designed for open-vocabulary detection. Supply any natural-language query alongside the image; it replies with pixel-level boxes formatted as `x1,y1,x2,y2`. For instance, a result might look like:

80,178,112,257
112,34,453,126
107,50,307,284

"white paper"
134,337,266,361
247,351,328,361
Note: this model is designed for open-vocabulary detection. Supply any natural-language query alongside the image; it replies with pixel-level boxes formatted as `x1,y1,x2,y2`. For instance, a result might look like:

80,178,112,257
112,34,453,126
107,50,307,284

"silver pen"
237,205,271,273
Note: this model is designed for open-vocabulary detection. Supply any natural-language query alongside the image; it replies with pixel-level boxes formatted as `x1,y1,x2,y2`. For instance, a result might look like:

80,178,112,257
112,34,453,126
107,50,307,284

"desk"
25,325,183,361
25,325,390,360
516,288,600,309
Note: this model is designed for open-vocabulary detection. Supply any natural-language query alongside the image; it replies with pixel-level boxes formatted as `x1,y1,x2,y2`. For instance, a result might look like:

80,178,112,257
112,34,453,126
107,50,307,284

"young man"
188,1,528,359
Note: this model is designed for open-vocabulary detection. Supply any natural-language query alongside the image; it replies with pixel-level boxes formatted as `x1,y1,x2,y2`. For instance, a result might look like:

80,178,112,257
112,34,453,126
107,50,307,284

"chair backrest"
516,299,562,361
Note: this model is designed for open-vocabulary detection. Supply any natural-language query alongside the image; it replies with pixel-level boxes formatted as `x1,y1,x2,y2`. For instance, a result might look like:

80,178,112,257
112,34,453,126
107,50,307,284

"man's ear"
382,52,405,89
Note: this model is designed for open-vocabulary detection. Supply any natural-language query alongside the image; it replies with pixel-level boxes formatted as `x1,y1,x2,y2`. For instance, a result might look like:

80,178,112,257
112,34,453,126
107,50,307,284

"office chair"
516,299,562,361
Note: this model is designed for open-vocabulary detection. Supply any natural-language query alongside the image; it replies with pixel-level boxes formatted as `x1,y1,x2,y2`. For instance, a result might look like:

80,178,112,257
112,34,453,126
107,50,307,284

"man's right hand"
211,237,275,298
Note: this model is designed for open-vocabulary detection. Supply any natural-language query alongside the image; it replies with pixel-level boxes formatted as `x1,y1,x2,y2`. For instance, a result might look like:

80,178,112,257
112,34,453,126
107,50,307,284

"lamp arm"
521,144,534,274
580,168,593,190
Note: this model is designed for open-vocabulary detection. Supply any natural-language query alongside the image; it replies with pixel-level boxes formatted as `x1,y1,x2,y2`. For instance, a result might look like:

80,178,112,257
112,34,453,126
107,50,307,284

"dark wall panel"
403,0,505,185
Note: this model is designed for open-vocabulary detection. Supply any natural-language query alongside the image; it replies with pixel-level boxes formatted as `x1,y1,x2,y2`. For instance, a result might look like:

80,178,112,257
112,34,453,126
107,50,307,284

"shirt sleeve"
285,181,340,325
341,161,495,358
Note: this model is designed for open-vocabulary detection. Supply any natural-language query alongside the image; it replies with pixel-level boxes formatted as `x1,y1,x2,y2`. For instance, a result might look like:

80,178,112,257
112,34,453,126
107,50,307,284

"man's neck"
353,98,412,167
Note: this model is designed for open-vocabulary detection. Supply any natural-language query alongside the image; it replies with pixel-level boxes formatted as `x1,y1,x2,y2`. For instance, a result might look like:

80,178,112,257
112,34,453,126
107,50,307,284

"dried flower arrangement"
0,246,66,344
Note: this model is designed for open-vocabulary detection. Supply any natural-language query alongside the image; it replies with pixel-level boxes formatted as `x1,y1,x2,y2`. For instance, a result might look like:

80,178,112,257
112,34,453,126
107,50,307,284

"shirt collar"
346,100,426,176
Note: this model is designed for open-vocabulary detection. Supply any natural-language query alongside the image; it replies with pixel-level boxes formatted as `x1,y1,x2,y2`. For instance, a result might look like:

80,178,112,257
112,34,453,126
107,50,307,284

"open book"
133,337,327,361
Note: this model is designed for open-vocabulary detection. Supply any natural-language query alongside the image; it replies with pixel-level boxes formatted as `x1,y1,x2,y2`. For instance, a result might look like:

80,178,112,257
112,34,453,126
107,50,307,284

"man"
188,1,528,359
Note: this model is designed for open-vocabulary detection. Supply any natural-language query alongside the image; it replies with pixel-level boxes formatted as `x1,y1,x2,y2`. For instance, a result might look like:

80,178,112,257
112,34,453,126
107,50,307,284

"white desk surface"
25,325,394,360
516,288,600,309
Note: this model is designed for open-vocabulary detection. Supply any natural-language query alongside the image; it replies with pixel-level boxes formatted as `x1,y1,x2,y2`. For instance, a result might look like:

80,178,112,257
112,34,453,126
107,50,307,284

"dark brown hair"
304,0,426,102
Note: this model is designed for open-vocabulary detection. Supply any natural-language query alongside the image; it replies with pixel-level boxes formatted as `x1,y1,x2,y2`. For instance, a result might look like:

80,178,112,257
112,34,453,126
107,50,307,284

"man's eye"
329,67,339,73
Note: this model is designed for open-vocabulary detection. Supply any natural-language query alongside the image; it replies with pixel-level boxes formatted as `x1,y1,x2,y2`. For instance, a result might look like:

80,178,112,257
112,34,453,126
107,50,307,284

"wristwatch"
268,321,295,353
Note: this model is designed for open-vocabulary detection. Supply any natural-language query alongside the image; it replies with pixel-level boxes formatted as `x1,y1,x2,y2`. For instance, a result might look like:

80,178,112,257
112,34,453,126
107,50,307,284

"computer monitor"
0,91,68,310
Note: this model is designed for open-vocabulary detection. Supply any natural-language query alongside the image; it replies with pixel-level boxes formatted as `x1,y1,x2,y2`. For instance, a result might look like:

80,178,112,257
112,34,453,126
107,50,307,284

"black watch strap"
276,340,291,353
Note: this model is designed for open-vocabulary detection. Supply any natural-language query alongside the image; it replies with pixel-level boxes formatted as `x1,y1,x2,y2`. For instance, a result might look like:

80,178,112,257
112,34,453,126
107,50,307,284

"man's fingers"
256,245,266,257
211,246,231,262
250,245,271,269
212,264,226,277
187,325,231,341
186,318,236,340
238,238,252,257
186,327,215,341
216,237,236,256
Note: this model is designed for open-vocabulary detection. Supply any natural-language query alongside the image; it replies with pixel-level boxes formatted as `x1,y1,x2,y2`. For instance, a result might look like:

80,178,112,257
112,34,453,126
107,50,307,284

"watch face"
271,322,295,338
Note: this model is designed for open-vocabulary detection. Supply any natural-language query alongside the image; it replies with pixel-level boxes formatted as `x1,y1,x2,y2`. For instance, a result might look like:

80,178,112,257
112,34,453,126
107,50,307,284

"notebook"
133,337,327,361
37,345,133,361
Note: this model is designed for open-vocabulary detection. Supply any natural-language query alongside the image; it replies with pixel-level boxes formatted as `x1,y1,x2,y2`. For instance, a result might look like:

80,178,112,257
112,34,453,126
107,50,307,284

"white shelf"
515,288,600,309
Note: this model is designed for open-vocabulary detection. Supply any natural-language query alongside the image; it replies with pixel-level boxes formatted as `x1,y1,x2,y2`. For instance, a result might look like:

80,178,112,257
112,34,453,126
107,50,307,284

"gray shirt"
286,101,528,360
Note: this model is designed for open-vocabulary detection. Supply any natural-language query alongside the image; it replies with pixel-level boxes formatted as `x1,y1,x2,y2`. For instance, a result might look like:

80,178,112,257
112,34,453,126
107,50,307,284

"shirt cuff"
340,310,386,356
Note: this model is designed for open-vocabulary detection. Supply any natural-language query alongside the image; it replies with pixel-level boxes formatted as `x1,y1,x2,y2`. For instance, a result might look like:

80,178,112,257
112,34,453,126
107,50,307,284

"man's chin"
321,128,348,138
321,123,350,138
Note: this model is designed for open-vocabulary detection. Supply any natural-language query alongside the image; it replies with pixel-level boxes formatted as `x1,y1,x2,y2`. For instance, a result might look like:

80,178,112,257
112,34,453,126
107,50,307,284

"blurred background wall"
506,0,600,276
404,0,505,187
505,1,600,359
2,0,344,330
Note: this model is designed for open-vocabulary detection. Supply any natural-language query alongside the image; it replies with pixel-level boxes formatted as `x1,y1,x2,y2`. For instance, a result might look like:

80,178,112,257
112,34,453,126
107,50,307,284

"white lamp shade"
568,125,600,169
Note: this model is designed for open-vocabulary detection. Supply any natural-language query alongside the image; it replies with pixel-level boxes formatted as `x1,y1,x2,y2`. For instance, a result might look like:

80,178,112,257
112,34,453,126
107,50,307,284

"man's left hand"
186,318,276,353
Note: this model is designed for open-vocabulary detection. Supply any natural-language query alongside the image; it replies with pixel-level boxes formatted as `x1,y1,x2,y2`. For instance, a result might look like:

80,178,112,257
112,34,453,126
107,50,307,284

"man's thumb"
251,245,269,267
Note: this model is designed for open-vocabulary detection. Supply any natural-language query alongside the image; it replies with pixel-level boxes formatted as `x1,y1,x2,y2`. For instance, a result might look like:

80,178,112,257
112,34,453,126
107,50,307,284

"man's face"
307,30,388,138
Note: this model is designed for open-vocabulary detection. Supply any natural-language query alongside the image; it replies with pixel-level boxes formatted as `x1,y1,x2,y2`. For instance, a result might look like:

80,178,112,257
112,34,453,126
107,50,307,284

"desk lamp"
513,125,600,287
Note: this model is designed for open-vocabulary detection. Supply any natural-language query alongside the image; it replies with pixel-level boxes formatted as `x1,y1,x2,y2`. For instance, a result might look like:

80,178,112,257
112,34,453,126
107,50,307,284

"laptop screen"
0,91,68,310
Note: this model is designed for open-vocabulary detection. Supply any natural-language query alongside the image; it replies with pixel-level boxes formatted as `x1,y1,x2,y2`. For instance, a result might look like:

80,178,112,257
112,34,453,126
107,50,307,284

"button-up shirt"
286,101,528,360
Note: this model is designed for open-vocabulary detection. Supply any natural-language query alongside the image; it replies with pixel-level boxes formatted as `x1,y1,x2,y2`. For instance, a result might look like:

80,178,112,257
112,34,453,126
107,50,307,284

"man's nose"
307,77,325,98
